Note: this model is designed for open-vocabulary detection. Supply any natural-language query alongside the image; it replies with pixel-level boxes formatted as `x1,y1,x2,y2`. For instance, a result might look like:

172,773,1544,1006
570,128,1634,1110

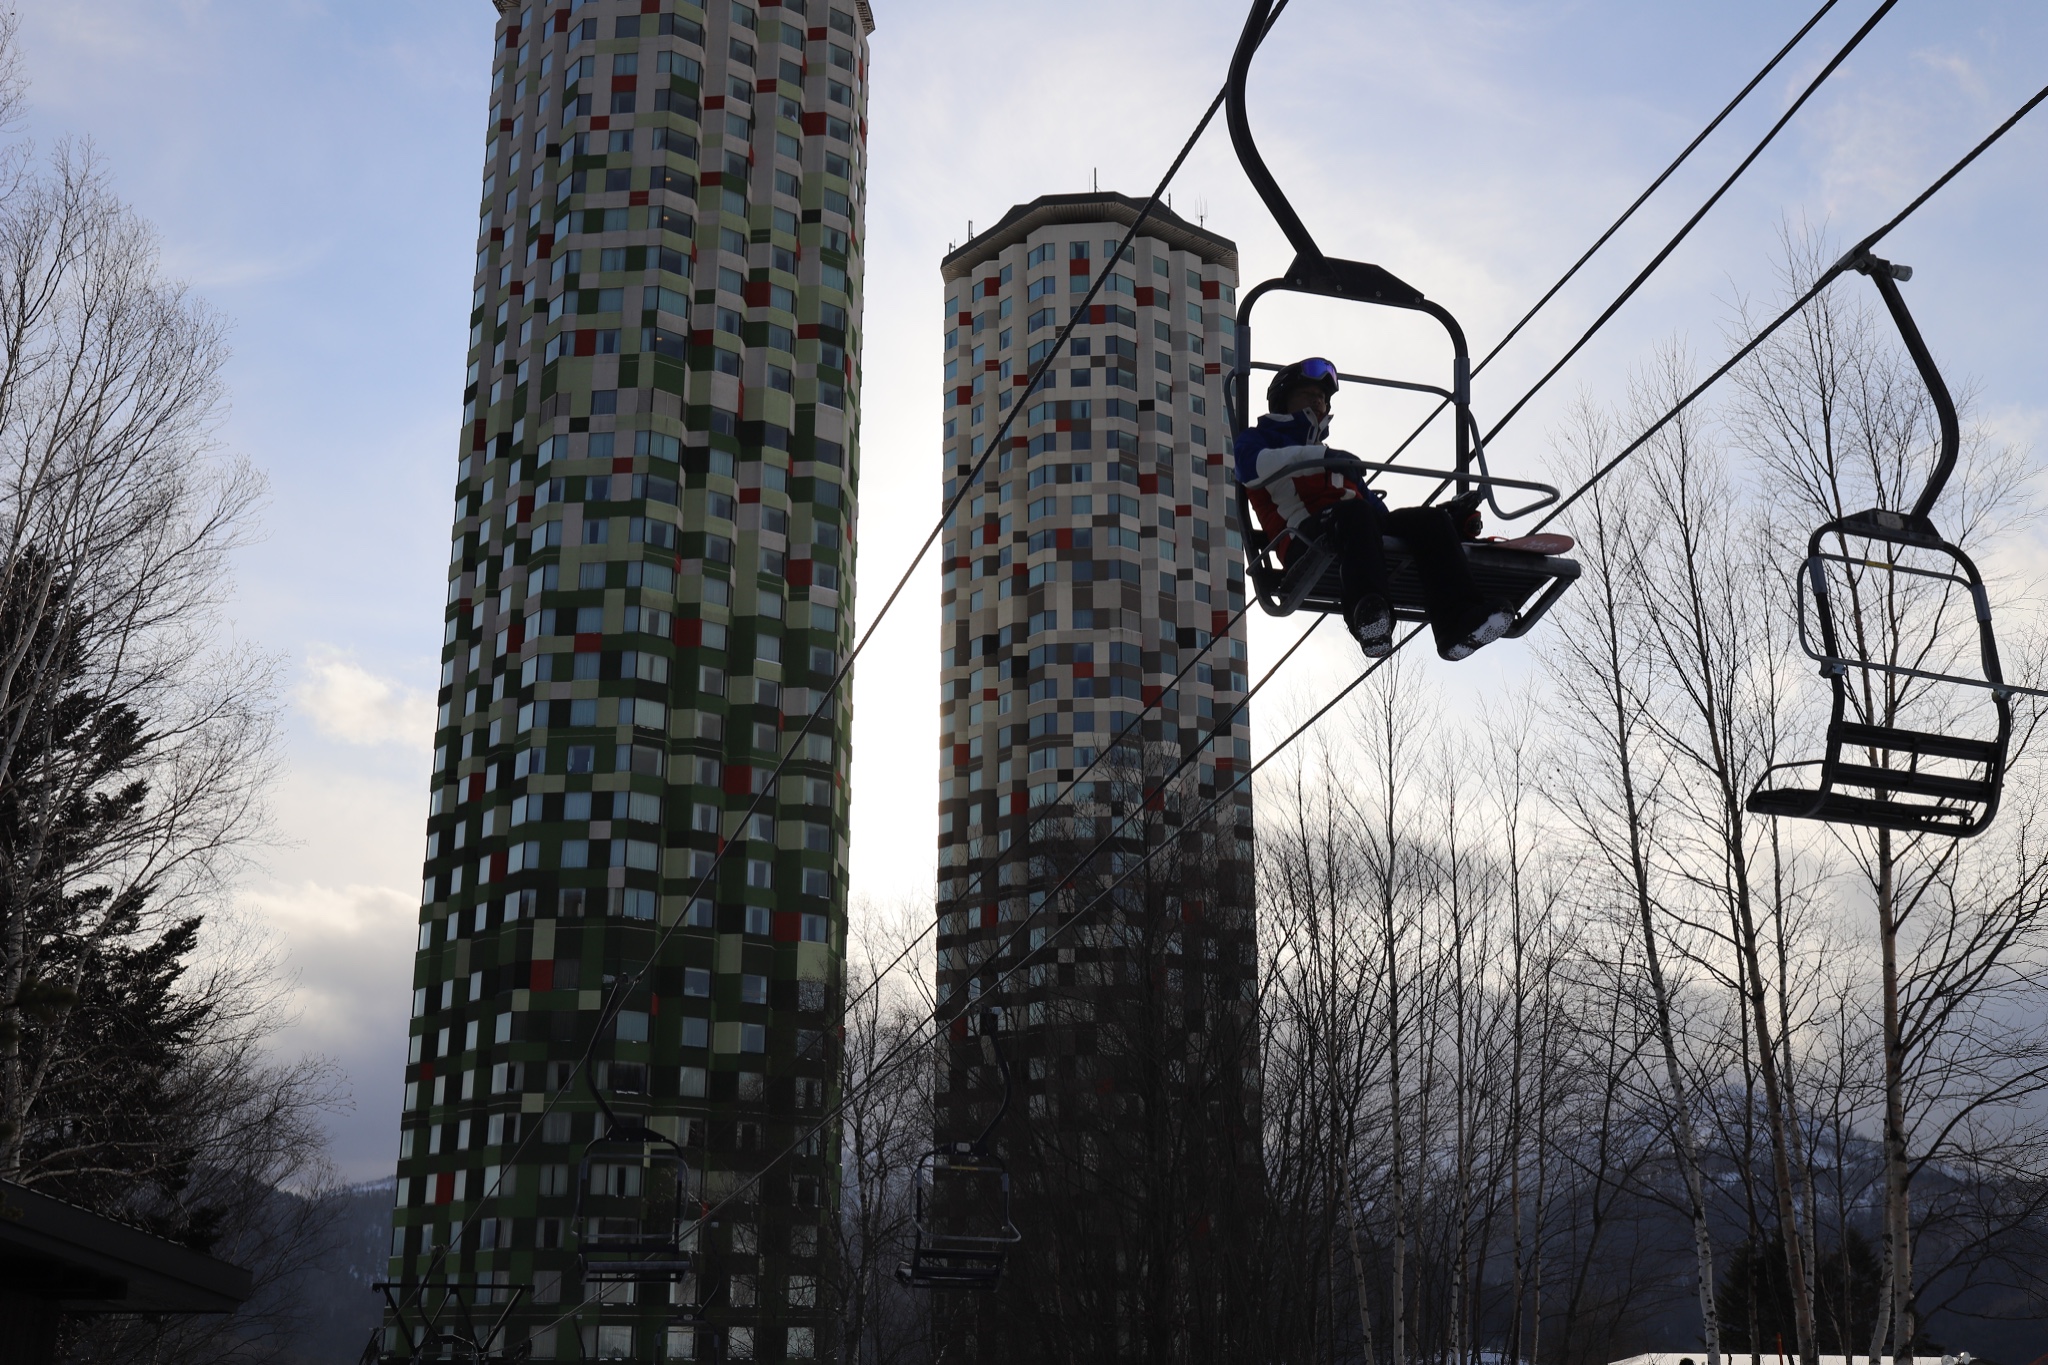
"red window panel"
590,115,611,130
674,618,704,648
1073,660,1094,678
756,78,777,93
466,774,485,802
798,323,820,339
433,1172,455,1204
489,851,507,881
629,191,648,206
701,170,723,186
808,25,827,39
489,228,503,243
1202,280,1220,299
739,487,762,504
1008,792,1026,815
553,10,569,33
1055,528,1073,549
508,623,525,651
980,905,998,929
723,765,754,795
1135,287,1154,307
641,0,659,11
1068,259,1089,275
952,744,969,765
948,1016,969,1041
574,632,603,651
1138,473,1158,493
471,421,486,450
772,912,801,943
1142,685,1163,706
613,455,632,473
957,312,972,326
575,329,596,356
1212,610,1230,634
1089,305,1106,324
786,559,813,587
690,329,713,346
611,76,637,92
703,95,724,110
953,386,971,405
981,278,999,297
499,118,515,133
743,281,770,307
802,112,826,135
1205,362,1222,375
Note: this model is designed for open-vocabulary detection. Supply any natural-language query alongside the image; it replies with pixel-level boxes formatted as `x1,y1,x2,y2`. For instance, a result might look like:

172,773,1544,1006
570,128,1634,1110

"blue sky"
17,0,2047,1181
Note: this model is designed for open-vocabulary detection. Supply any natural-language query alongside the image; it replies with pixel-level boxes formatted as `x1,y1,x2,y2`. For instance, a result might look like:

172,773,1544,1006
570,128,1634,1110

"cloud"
240,878,420,1180
294,648,435,750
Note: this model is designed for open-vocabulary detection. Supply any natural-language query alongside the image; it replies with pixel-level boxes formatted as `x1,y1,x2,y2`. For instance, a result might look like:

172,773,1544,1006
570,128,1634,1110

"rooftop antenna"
967,220,973,238
1092,167,1098,192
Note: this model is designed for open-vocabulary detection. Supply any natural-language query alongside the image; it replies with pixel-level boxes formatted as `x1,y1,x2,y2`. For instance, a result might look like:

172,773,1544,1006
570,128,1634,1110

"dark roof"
942,192,1236,280
0,1179,254,1314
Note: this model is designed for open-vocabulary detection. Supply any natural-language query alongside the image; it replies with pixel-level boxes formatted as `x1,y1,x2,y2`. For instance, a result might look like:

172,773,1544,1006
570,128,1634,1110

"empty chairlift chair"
1746,252,2033,838
897,1010,1023,1291
571,1121,696,1291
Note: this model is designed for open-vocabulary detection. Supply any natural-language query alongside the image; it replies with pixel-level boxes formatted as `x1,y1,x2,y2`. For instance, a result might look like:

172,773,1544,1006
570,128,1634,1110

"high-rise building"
386,1,873,1360
932,194,1261,1360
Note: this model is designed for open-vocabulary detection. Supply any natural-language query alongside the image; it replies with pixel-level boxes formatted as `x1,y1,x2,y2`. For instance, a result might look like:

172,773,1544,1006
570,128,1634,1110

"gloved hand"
1444,489,1485,540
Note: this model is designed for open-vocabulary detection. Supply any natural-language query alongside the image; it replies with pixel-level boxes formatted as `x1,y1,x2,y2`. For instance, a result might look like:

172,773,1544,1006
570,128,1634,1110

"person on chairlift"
1235,357,1515,661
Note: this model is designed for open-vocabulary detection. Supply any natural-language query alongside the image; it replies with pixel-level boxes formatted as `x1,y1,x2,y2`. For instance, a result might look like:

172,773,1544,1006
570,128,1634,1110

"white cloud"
294,648,435,750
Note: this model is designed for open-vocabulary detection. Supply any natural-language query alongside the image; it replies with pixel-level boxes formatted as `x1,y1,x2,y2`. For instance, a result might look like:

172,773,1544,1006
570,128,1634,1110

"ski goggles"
1296,357,1337,380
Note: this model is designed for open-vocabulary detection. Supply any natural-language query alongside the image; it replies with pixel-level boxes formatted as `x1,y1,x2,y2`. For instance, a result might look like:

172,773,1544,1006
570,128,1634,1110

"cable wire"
1381,0,1843,467
1534,75,2048,533
1480,0,1899,447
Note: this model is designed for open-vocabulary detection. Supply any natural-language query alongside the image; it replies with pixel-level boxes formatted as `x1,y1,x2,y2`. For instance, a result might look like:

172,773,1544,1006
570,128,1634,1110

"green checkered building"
385,0,872,1359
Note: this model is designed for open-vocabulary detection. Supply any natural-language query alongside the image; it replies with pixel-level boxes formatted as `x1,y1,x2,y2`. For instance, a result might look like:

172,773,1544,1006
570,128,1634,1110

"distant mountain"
274,1178,390,1364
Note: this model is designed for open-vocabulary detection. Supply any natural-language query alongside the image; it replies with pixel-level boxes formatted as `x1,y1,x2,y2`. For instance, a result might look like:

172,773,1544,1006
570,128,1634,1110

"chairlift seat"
1249,528,1581,637
1747,715,2005,837
895,1244,1008,1291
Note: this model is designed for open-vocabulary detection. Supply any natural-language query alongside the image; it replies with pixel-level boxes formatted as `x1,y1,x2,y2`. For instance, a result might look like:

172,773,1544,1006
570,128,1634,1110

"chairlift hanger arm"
1849,252,1961,522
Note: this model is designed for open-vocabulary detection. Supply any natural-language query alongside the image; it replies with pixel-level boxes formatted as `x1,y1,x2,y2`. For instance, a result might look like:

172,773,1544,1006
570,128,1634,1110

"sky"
14,0,2048,1183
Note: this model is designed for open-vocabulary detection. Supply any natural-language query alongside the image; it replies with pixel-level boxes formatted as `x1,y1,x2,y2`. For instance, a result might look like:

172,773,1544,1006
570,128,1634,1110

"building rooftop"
942,191,1236,279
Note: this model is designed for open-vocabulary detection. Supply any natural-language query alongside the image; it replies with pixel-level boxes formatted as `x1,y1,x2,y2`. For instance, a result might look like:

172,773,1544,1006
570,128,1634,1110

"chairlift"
1746,251,2038,837
1222,0,1581,634
366,1280,532,1365
896,1010,1023,1291
570,1120,697,1290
